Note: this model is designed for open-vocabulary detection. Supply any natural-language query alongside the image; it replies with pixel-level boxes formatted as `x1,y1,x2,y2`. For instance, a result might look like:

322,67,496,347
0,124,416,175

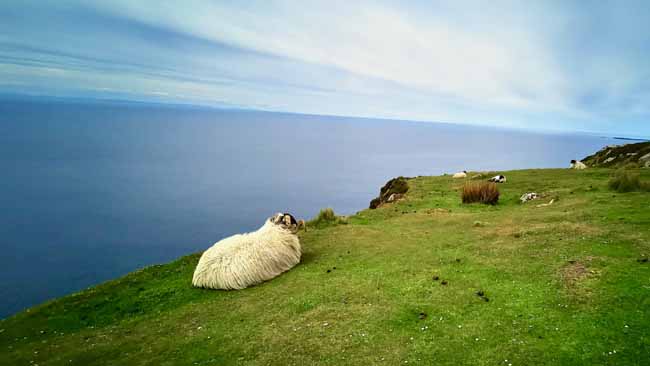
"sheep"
570,160,587,169
192,213,302,290
488,175,506,183
452,171,468,178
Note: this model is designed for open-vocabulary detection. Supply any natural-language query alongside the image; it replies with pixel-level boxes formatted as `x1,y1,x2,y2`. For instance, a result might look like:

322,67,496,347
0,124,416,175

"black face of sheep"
271,213,299,233
570,159,577,164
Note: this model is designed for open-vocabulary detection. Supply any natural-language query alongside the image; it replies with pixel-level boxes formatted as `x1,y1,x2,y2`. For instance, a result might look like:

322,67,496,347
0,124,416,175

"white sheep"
488,175,506,183
452,171,468,178
570,160,587,169
192,213,302,290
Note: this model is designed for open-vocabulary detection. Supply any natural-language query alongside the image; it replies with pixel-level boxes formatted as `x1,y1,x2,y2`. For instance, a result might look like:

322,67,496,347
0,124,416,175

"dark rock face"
369,197,382,209
369,177,410,209
582,141,650,168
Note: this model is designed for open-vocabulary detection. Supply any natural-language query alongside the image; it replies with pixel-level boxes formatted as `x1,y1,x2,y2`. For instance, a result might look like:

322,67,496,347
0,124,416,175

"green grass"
2,168,650,365
608,169,650,192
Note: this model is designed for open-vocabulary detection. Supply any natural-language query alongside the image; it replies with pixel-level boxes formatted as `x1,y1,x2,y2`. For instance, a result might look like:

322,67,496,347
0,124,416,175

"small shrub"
461,182,499,205
308,208,347,228
608,169,650,192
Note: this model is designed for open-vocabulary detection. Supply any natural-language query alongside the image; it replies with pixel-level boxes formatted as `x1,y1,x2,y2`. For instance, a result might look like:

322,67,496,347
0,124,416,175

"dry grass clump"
461,182,500,205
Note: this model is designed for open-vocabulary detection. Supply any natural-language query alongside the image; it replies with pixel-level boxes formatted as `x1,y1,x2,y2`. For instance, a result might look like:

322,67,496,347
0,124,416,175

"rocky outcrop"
369,177,409,209
582,141,650,168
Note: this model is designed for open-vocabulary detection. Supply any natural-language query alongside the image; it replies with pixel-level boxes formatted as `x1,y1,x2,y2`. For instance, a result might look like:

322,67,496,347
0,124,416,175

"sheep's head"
270,212,299,233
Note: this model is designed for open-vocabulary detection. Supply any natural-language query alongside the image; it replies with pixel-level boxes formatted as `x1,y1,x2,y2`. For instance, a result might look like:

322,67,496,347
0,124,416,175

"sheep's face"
270,213,299,233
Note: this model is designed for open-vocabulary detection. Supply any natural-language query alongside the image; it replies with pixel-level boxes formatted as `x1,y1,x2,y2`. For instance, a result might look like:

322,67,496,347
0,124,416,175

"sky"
0,1,649,136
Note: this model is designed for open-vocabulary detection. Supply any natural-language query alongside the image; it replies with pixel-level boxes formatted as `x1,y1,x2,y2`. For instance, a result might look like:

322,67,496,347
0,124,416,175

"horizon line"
1,91,648,141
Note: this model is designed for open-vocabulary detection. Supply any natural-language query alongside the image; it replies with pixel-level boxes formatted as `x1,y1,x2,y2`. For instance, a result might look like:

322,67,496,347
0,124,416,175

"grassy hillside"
582,141,650,168
1,168,650,365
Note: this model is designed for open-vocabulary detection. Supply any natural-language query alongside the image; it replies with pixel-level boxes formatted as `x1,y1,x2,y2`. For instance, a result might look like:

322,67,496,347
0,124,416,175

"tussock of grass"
608,169,650,192
461,181,499,205
308,208,347,228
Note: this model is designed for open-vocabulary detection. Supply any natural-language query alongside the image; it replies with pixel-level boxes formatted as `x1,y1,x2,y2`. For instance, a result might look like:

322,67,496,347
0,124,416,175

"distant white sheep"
453,171,468,178
570,160,587,169
192,213,302,290
488,175,506,183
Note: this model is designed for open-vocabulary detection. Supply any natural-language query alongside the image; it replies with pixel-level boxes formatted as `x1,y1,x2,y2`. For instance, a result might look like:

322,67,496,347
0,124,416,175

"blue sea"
0,98,618,318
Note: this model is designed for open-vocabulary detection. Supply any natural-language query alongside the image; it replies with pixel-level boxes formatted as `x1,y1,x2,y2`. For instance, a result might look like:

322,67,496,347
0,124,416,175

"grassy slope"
582,141,650,168
1,168,650,365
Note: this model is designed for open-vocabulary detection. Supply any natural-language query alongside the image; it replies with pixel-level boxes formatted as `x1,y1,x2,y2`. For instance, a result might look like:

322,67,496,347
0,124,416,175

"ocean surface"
0,99,618,318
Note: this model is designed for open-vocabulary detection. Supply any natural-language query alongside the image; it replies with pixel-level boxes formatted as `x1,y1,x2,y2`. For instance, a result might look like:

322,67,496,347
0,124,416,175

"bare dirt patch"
560,261,590,287
558,258,601,302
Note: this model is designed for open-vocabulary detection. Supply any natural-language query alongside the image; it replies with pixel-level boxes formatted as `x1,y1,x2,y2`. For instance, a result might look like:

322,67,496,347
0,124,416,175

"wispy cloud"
0,0,649,135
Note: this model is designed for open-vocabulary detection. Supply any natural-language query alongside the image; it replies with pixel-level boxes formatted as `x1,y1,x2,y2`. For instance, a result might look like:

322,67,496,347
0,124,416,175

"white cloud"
2,0,649,135
92,1,572,111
